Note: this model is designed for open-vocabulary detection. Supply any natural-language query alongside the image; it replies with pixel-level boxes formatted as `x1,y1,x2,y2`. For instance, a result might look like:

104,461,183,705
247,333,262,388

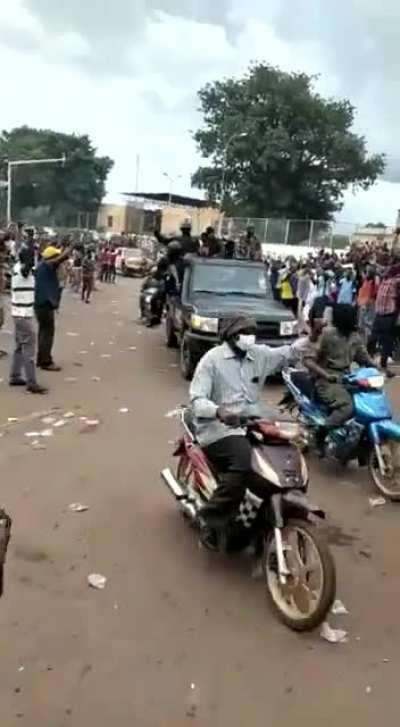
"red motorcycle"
162,409,336,632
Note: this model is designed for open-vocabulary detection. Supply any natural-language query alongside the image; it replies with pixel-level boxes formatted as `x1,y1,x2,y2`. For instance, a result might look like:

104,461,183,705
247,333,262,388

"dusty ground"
0,278,400,727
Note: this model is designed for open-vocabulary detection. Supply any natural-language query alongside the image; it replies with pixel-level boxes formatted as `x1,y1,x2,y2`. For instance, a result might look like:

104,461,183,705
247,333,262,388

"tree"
0,127,113,226
192,64,385,220
365,222,387,228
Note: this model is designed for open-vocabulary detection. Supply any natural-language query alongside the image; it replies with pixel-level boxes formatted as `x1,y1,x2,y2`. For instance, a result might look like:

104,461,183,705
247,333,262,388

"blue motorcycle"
282,367,400,501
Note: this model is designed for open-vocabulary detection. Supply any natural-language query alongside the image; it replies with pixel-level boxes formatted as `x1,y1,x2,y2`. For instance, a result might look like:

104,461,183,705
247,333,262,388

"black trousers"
368,313,397,368
35,307,55,367
202,436,252,525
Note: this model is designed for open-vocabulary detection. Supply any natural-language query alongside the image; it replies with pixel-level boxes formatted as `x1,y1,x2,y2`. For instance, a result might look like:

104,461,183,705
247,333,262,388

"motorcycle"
161,408,336,632
282,366,400,501
139,276,165,327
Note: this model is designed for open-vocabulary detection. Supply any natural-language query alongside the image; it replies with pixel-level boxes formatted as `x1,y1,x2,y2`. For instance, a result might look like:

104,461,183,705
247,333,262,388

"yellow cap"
42,246,62,260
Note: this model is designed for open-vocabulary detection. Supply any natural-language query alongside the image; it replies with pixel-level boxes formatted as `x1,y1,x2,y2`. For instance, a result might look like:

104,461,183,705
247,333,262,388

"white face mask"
236,334,256,351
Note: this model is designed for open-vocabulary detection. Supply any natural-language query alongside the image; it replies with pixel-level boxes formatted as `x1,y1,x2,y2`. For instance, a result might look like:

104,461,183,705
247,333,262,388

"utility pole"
163,172,182,206
135,155,140,193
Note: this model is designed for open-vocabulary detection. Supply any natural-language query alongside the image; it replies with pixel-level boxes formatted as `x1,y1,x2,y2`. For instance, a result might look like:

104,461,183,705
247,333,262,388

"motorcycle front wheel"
264,519,336,631
369,442,400,501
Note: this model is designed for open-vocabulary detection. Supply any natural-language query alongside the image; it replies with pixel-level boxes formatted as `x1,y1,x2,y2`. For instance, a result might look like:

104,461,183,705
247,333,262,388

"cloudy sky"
1,0,399,225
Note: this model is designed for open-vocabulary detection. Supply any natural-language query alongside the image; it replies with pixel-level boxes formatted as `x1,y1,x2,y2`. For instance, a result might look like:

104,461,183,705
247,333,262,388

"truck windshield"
191,264,271,298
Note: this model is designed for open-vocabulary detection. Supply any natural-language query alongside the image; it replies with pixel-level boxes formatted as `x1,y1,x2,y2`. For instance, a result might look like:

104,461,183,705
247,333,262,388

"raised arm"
258,336,310,376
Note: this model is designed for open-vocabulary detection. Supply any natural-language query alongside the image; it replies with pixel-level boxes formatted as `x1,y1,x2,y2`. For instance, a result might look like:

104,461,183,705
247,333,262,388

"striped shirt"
11,261,35,318
375,276,400,315
190,339,307,446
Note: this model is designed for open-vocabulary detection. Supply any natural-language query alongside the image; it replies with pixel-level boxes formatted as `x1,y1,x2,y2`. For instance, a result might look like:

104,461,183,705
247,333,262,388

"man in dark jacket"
154,219,200,256
35,244,70,371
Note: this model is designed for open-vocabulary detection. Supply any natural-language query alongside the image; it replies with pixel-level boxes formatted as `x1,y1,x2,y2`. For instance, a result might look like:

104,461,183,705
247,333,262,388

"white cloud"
0,0,399,226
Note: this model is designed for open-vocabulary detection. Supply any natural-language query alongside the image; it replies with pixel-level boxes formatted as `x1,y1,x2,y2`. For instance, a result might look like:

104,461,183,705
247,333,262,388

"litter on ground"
31,440,46,450
64,412,75,419
87,574,107,590
320,622,348,644
79,419,100,433
118,408,129,414
39,429,53,438
369,497,386,508
66,332,79,337
54,419,66,428
69,503,89,513
331,599,349,615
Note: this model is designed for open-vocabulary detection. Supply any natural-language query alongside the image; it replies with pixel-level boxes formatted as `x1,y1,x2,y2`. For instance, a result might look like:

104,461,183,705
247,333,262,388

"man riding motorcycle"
189,315,307,550
303,303,375,456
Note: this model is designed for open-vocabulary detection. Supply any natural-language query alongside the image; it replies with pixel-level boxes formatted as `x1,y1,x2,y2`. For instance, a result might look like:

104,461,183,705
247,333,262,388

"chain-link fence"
220,217,358,249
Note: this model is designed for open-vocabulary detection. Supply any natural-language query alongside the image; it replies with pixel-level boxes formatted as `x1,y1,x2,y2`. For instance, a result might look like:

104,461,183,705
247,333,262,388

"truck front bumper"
185,331,297,358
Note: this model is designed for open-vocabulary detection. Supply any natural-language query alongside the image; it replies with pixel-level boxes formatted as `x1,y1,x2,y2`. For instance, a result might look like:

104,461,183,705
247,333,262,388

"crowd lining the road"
0,220,399,397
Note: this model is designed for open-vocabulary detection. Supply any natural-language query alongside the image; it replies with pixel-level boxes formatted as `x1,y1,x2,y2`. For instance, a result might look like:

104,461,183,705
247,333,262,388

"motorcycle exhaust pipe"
161,468,198,521
161,468,185,499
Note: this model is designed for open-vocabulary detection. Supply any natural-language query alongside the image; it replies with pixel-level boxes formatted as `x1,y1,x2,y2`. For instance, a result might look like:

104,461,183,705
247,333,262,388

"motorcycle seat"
290,370,316,400
290,370,330,413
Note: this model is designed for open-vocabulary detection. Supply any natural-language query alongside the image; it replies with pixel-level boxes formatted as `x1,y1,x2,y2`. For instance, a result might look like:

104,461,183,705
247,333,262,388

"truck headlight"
191,315,219,334
280,321,297,336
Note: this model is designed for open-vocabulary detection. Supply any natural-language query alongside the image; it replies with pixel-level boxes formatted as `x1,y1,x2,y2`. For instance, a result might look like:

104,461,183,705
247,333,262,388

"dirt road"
0,279,399,726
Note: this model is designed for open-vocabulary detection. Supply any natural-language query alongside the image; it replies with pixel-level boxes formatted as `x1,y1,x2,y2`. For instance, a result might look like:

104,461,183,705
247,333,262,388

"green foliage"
0,126,113,225
192,64,385,220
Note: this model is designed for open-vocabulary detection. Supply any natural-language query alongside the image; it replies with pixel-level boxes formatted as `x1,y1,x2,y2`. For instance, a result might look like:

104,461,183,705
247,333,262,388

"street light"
163,172,183,205
5,154,66,224
220,131,247,211
218,131,247,236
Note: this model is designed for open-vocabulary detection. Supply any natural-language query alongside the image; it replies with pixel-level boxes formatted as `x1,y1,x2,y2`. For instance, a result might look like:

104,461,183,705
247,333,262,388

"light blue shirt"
338,278,355,305
189,340,306,446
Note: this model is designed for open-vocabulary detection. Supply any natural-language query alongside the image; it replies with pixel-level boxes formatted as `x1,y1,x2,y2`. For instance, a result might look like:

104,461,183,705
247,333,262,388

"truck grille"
256,321,280,340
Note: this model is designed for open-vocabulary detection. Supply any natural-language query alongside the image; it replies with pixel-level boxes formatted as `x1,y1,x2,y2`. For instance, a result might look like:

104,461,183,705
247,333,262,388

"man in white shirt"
10,243,48,394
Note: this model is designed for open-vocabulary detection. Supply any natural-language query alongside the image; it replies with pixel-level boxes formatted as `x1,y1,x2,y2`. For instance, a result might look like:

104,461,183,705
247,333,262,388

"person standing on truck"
155,219,200,256
237,225,262,261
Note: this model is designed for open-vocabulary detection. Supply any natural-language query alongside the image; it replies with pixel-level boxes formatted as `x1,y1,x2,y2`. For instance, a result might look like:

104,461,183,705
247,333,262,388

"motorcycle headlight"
191,315,219,334
145,295,153,303
280,321,297,337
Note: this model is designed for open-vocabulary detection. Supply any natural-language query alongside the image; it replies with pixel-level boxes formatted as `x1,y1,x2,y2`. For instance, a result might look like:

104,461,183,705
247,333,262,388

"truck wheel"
165,313,178,349
180,335,197,381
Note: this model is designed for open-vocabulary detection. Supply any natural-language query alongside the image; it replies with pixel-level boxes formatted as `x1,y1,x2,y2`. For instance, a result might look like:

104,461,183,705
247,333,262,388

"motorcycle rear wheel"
369,442,400,501
264,519,336,631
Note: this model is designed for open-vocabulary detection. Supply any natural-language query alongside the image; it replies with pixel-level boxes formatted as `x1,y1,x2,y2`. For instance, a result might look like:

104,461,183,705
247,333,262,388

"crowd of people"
264,237,400,377
0,225,123,395
1,218,399,398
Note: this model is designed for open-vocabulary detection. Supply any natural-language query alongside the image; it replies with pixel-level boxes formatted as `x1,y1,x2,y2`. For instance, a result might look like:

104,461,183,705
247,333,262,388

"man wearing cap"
190,315,306,550
35,244,70,371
